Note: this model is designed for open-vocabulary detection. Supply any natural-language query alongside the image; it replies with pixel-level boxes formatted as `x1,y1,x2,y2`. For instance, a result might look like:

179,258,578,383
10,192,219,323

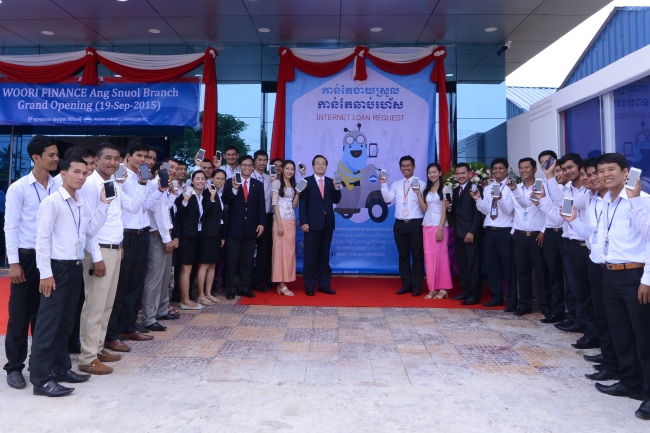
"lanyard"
65,199,81,238
605,197,622,238
594,200,603,227
33,183,51,203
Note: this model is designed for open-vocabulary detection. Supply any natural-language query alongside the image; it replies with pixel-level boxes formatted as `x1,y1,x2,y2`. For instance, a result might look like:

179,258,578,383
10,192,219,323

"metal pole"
7,126,14,185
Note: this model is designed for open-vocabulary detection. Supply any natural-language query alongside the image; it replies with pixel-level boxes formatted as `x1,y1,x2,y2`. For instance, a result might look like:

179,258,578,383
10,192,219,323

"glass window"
613,75,650,192
562,97,603,158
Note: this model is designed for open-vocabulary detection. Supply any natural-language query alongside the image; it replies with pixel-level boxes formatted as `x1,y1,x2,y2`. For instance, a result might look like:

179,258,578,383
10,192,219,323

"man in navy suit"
299,155,342,296
222,155,266,300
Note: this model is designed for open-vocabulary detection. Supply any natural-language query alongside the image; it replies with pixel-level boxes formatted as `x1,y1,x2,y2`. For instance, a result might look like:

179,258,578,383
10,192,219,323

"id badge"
603,238,609,255
490,205,498,218
591,232,597,244
522,210,529,222
76,241,84,259
198,221,202,231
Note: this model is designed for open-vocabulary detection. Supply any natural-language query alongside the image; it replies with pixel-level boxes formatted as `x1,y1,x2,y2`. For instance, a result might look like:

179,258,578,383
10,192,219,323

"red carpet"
238,275,499,309
0,276,10,335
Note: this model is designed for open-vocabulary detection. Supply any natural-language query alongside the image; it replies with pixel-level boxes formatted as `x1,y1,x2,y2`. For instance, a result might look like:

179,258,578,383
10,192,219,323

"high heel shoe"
207,295,220,303
277,285,294,296
433,290,449,300
425,292,435,299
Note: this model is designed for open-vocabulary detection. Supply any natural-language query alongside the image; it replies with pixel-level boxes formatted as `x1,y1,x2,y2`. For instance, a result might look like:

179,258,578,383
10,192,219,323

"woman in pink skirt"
416,162,452,299
271,160,300,295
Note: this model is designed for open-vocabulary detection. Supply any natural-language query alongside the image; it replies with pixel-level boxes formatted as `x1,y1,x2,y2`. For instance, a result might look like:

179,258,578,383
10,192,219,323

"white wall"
507,43,650,163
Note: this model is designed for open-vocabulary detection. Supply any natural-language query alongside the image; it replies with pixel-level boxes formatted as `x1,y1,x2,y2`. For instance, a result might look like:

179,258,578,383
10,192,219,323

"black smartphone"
235,173,242,184
216,150,222,160
445,192,452,202
508,172,516,183
298,162,306,171
159,169,169,188
161,162,170,171
104,180,116,200
139,163,151,180
542,156,555,171
270,165,277,175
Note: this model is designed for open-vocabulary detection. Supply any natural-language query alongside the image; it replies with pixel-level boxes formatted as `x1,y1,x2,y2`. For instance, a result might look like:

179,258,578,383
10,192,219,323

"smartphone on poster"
626,167,642,189
103,180,116,200
561,197,574,217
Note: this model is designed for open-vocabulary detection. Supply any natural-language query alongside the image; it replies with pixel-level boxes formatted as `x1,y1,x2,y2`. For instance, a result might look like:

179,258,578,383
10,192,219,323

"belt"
569,239,587,247
18,248,36,255
486,226,510,231
51,259,82,266
546,228,563,233
99,243,122,250
602,262,644,271
514,230,541,237
124,227,150,235
397,218,423,224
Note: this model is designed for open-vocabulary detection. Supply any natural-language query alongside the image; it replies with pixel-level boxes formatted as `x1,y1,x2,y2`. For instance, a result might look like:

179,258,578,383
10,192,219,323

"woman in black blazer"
175,170,214,310
196,169,225,305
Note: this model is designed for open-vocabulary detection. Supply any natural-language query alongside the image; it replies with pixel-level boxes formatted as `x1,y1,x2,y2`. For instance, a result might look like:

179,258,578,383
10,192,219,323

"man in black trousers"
446,163,484,304
222,155,266,300
299,155,341,296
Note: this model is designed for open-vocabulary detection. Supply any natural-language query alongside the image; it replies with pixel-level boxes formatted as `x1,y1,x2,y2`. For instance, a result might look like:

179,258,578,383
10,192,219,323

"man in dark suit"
299,155,342,296
446,163,484,304
222,155,266,300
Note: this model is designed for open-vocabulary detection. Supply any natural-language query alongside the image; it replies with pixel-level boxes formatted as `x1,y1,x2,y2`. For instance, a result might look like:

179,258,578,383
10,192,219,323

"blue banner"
286,63,436,274
0,80,200,126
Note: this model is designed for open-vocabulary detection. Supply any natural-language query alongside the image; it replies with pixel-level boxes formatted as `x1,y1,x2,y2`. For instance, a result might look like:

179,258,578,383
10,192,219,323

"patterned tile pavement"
84,300,594,386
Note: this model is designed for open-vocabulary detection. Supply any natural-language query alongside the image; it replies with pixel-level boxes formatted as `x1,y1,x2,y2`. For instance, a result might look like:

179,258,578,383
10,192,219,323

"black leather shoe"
226,291,236,300
135,322,151,334
504,305,517,313
483,299,504,307
461,298,480,305
585,370,617,381
556,322,585,333
237,290,255,298
33,380,74,397
396,288,412,295
450,294,467,301
595,381,643,400
145,322,167,332
411,291,421,297
51,370,90,383
555,318,574,328
583,353,605,363
572,336,600,349
254,286,269,293
318,288,336,295
635,400,650,420
306,290,315,296
156,313,180,321
540,312,564,324
7,371,26,389
514,307,532,316
594,363,606,372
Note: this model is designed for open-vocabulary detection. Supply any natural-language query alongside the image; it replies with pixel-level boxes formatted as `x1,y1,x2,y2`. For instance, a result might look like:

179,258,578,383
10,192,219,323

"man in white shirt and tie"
31,156,109,397
3,136,58,390
380,155,425,297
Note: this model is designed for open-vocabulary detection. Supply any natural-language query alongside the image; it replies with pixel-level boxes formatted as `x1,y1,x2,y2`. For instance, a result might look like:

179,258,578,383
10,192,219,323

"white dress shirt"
511,182,545,232
225,165,240,179
148,176,175,243
120,167,163,229
4,171,56,264
475,180,514,228
546,178,589,240
252,171,272,214
381,177,424,220
567,193,607,263
36,187,109,279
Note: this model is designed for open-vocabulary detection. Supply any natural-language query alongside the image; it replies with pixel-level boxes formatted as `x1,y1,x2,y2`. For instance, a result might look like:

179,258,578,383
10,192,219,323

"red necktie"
243,180,249,201
319,178,324,198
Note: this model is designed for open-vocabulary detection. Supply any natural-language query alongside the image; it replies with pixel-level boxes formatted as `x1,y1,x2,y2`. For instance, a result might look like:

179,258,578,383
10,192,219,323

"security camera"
496,41,512,56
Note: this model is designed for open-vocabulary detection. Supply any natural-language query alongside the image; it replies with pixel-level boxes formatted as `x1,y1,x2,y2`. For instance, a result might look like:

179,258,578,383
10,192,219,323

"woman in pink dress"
272,160,300,295
416,162,453,299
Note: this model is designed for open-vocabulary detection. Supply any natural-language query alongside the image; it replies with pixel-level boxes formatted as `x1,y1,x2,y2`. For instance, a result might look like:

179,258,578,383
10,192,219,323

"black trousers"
106,231,148,342
29,260,83,386
252,213,274,289
560,239,577,319
512,232,548,311
543,229,565,316
3,251,40,373
587,261,618,372
483,228,517,307
392,219,424,294
454,236,482,300
303,228,335,291
566,242,595,337
603,267,650,398
226,237,256,293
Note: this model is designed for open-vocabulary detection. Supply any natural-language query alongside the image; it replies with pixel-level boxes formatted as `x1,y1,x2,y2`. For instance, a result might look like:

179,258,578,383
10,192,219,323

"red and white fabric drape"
269,45,450,172
0,47,218,156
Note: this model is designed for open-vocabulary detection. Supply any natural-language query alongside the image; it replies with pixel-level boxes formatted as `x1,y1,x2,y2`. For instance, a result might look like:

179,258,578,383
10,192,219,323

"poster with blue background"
285,62,436,273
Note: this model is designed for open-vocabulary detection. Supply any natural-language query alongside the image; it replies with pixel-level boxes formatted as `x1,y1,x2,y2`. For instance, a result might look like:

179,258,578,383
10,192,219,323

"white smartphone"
197,148,206,161
380,169,387,179
334,171,341,184
626,167,642,189
172,180,179,190
491,183,500,198
411,177,420,189
561,197,574,217
103,180,116,201
116,163,126,180
270,165,277,176
298,162,306,171
295,178,308,193
470,183,478,193
534,178,544,193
